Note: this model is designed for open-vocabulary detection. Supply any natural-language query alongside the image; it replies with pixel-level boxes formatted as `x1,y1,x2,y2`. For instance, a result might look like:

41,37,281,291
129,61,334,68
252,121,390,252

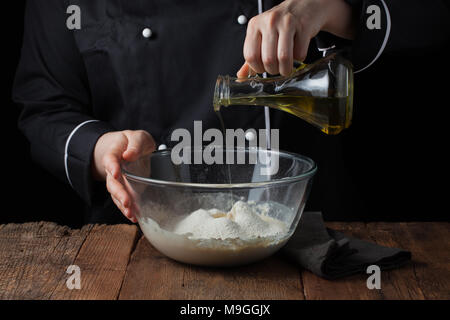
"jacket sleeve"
316,0,450,72
13,0,115,204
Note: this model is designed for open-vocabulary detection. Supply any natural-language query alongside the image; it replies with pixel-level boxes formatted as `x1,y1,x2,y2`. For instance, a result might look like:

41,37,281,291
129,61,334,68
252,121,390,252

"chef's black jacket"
13,0,450,224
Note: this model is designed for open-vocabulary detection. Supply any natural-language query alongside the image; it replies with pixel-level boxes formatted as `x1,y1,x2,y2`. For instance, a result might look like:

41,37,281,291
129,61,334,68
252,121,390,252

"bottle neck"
213,75,231,110
214,74,278,110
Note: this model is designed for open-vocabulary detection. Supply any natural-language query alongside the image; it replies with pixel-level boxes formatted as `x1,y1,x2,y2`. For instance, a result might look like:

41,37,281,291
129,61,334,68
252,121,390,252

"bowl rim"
121,148,317,189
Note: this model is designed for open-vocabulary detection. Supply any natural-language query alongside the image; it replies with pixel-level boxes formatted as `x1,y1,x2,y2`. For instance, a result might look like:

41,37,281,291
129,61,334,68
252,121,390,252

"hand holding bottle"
237,0,355,77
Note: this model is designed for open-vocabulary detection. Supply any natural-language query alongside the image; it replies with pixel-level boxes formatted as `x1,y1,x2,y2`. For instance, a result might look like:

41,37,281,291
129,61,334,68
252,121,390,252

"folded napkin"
282,212,411,280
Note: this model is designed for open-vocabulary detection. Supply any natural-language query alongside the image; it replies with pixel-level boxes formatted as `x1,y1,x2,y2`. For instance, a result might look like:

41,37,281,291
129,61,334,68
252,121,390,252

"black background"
3,1,449,227
4,1,85,227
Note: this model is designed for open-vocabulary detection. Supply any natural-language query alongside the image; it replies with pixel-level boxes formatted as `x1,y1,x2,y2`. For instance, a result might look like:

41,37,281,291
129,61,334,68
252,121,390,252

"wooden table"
0,222,448,300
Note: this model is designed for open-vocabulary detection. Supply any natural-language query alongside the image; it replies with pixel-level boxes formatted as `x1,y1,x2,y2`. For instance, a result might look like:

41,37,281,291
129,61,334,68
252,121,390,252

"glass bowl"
122,148,316,267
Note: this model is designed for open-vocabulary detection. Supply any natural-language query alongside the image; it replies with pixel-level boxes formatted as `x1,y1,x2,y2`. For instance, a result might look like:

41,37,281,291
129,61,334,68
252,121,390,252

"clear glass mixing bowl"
122,148,317,267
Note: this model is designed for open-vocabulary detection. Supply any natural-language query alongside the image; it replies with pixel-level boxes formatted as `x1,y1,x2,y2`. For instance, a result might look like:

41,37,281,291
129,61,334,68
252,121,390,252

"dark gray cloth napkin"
282,212,411,279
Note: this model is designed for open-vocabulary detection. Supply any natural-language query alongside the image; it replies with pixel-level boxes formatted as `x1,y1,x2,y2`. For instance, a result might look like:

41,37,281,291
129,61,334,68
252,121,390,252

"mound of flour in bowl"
173,201,287,240
138,200,293,266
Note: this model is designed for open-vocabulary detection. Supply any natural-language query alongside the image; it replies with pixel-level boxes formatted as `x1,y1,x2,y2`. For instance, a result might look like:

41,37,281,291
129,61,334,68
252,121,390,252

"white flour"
173,201,287,240
138,200,292,266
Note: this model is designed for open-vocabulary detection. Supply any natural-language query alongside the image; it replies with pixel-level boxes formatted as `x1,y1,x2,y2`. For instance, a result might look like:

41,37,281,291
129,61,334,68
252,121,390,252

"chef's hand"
237,0,355,77
92,130,156,222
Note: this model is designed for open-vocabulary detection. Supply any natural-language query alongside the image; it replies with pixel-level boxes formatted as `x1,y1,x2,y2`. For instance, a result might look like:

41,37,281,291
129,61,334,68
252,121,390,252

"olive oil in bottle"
213,53,353,135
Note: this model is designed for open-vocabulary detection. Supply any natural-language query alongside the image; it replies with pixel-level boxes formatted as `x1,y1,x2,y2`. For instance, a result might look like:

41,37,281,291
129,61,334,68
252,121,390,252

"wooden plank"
50,224,139,300
180,253,304,300
119,236,305,300
2,222,448,300
364,222,425,300
0,222,92,300
300,222,382,300
118,237,186,300
391,222,450,300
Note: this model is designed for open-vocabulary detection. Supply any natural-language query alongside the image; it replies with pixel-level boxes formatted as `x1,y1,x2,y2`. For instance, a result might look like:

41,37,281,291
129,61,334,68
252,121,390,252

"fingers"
236,62,257,78
261,28,279,75
293,25,309,63
111,194,132,221
122,130,156,162
111,194,137,223
236,63,248,78
107,172,136,222
243,22,265,74
103,152,122,179
107,172,130,208
278,27,295,76
240,7,314,76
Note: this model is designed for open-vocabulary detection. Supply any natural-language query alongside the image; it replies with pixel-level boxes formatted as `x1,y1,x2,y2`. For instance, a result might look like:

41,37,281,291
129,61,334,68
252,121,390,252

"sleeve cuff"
345,0,391,73
65,120,115,204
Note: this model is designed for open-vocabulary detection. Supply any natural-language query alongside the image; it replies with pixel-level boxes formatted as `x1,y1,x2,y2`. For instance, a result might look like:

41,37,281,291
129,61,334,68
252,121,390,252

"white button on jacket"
237,15,247,25
142,28,153,38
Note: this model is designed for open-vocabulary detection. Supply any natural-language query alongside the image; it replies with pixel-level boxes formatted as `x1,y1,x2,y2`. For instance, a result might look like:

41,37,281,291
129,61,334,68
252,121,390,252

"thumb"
237,62,257,78
122,130,156,162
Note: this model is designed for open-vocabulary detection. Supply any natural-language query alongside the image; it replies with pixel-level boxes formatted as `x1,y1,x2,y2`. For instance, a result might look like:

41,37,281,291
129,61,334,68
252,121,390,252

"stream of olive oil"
215,109,233,186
